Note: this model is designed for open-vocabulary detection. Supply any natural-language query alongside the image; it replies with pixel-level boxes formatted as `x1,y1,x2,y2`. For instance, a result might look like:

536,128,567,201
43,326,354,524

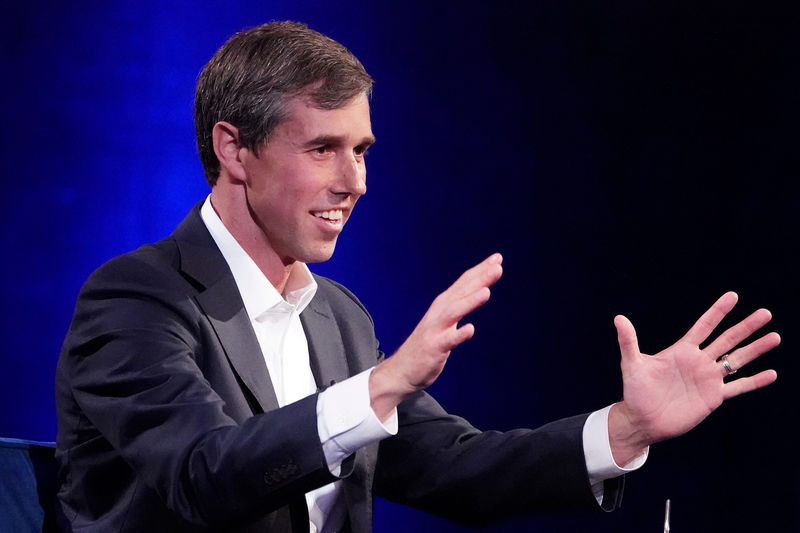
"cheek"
284,176,328,206
250,160,327,216
251,173,300,208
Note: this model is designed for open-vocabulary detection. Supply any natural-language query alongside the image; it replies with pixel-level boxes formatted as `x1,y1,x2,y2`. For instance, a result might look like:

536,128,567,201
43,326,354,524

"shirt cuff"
317,367,398,475
583,404,649,504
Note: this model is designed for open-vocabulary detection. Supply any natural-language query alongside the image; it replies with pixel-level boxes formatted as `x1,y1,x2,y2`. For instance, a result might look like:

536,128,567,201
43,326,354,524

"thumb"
614,315,640,363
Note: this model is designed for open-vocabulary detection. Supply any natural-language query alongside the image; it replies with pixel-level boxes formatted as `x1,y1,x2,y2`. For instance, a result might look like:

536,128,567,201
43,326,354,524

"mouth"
311,209,345,227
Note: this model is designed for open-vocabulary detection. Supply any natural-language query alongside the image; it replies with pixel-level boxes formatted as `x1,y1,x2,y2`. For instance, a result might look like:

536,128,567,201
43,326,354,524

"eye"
313,145,331,155
354,144,372,157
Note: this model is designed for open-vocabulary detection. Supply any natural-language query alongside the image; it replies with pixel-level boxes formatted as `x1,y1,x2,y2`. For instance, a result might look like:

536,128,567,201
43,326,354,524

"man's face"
240,93,374,265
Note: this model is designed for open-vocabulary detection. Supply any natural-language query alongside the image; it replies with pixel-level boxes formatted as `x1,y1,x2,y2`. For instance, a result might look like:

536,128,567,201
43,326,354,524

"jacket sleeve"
373,388,622,526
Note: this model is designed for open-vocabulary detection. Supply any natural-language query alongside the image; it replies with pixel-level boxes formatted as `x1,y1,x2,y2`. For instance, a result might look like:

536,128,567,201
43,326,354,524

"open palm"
612,292,780,458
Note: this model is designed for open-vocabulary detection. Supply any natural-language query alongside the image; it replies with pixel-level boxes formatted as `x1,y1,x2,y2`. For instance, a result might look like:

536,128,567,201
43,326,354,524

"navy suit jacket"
55,205,621,532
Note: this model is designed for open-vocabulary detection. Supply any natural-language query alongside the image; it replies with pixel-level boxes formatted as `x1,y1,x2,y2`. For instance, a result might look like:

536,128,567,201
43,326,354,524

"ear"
212,121,247,184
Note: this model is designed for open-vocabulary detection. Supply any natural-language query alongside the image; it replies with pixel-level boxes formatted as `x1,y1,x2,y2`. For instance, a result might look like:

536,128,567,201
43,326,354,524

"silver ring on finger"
719,353,737,376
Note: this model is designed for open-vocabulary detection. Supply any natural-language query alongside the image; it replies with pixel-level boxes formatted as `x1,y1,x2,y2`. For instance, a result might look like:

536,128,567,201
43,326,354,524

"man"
55,21,780,532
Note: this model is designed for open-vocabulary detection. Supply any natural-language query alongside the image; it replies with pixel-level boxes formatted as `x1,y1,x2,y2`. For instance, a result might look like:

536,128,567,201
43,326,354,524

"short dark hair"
194,21,374,186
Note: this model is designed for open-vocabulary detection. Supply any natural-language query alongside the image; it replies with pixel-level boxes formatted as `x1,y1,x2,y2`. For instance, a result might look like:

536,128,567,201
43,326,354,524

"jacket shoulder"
80,236,194,298
312,275,374,326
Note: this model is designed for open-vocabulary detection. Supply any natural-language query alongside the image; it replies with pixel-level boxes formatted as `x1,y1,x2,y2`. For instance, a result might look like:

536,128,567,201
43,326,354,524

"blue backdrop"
2,2,797,531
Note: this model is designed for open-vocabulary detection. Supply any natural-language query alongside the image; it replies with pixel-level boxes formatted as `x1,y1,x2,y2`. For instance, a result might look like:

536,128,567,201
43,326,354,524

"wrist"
608,401,651,466
369,358,415,421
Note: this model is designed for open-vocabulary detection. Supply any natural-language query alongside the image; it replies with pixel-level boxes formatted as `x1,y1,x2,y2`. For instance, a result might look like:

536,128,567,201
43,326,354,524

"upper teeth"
314,210,343,221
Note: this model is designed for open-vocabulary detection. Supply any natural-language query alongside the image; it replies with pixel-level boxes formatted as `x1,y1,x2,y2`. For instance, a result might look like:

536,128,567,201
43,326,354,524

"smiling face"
238,92,375,266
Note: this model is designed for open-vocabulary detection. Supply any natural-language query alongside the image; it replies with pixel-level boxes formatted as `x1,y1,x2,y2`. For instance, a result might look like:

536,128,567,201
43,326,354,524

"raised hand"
608,292,780,465
369,253,503,419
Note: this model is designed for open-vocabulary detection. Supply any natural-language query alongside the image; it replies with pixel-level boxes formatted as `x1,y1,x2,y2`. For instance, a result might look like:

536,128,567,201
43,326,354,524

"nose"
336,154,367,197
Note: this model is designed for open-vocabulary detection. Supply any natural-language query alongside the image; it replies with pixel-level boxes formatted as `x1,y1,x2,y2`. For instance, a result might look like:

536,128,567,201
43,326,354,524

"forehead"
276,93,373,140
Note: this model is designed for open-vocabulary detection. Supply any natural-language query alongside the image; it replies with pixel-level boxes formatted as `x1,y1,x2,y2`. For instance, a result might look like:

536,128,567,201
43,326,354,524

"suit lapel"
173,206,280,413
301,294,351,390
196,276,280,412
171,206,354,411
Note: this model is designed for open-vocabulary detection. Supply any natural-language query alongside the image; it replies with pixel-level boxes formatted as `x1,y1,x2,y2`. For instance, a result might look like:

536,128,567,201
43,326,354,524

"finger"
614,315,640,363
703,308,773,359
445,254,503,301
721,332,781,374
440,322,476,352
682,291,738,345
433,255,502,322
722,369,778,400
453,254,502,286
438,286,492,327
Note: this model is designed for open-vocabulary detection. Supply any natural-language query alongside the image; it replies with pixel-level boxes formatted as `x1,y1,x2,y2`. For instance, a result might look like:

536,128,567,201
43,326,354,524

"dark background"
1,2,797,531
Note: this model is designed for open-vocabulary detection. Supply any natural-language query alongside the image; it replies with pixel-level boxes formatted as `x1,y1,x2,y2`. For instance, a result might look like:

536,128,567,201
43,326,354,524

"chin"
299,242,338,264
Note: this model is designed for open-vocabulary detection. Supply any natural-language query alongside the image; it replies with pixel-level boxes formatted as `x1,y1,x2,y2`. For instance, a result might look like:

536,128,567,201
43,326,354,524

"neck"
209,187,294,294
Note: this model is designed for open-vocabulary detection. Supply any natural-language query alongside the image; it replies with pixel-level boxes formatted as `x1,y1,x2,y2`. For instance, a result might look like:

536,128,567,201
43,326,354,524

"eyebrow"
303,134,376,148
